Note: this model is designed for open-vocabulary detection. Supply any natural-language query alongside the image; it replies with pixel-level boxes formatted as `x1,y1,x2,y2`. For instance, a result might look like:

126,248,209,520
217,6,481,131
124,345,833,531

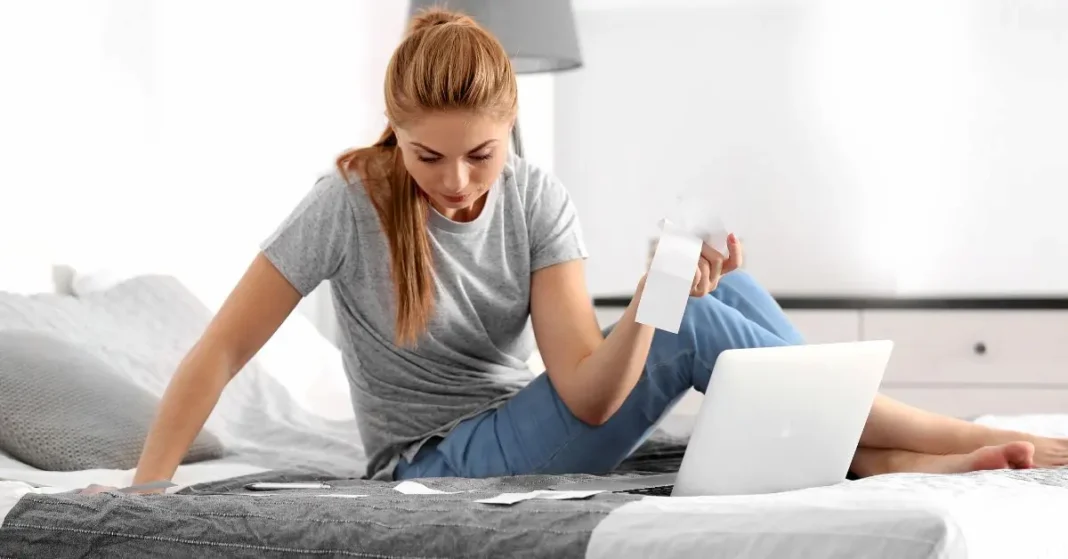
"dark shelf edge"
592,295,1068,310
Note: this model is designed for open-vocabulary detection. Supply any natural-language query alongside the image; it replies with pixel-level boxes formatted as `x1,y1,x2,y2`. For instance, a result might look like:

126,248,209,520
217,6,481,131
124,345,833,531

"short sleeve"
260,174,356,296
527,167,589,271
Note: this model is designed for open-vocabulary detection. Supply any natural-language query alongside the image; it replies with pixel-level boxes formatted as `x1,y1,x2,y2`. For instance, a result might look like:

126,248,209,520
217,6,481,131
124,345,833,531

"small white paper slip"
474,490,604,505
533,490,604,501
635,220,704,334
393,481,461,495
234,493,366,498
474,491,541,505
666,189,731,257
690,214,730,258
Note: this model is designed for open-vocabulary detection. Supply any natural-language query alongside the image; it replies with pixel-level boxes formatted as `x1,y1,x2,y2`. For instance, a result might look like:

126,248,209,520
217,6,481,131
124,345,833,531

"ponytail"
337,127,435,347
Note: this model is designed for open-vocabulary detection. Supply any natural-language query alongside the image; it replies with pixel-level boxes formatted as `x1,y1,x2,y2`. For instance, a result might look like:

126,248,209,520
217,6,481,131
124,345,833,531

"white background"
559,0,1068,297
2,0,1066,315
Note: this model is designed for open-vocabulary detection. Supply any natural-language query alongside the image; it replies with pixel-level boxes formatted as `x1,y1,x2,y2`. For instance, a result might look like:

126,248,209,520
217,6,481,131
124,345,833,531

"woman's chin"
431,191,489,221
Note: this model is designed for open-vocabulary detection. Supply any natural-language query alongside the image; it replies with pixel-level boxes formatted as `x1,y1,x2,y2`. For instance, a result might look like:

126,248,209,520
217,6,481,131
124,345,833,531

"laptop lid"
672,340,893,497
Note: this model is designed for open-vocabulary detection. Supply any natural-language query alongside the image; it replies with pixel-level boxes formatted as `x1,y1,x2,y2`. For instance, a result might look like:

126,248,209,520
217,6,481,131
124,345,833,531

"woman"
131,8,1067,487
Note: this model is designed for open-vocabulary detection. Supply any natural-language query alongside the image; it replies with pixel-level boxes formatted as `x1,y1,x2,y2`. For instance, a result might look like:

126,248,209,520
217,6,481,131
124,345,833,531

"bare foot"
914,442,1035,474
1030,437,1068,468
964,424,1068,469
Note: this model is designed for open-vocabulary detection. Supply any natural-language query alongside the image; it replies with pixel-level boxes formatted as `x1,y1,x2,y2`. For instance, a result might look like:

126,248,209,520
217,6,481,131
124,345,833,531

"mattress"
2,415,1068,558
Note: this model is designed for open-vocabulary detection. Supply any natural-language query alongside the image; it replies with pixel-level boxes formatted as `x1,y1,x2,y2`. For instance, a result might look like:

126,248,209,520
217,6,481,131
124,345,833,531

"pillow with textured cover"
0,274,369,474
0,330,223,471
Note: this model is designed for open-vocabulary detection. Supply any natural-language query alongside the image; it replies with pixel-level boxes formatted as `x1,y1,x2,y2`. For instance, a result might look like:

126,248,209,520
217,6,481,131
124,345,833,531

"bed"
3,431,1068,559
3,272,1068,558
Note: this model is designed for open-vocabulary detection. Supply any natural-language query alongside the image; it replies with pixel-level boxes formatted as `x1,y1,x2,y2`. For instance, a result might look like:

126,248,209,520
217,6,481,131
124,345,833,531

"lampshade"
408,0,583,73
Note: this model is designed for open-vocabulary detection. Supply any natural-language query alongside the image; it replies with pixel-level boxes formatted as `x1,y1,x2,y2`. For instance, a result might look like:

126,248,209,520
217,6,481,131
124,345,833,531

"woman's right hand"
689,233,744,297
78,484,117,495
131,253,302,485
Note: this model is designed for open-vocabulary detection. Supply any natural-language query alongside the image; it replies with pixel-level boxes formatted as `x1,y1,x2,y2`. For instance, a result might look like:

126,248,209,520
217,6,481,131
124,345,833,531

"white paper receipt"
636,204,730,334
636,220,704,334
393,481,461,495
474,490,604,505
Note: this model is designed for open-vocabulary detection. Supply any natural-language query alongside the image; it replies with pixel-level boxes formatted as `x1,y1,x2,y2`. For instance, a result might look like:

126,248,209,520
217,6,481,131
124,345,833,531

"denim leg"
710,271,805,345
395,273,803,480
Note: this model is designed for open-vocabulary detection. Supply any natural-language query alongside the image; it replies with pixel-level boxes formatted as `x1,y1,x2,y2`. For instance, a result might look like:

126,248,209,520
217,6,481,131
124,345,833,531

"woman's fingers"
687,258,704,297
699,243,724,264
723,233,744,273
707,256,723,292
699,257,713,294
80,484,117,495
692,234,744,296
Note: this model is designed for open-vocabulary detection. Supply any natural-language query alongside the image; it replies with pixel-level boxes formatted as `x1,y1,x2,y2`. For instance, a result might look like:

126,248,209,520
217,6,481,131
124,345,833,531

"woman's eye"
469,153,492,162
417,155,441,163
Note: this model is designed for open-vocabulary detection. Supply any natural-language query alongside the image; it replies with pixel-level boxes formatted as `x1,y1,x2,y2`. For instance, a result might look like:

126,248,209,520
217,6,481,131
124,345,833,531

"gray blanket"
1,471,641,559
0,432,686,559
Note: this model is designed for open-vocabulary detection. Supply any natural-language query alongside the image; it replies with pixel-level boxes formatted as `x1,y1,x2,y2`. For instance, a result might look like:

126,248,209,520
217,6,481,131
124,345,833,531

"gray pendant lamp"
407,0,584,157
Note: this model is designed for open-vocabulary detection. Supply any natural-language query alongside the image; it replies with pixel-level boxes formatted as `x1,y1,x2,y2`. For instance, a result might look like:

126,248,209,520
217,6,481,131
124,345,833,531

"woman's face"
394,110,512,222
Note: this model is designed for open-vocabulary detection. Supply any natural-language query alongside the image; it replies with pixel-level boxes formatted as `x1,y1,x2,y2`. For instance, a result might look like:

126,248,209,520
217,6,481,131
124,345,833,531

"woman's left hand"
690,233,744,297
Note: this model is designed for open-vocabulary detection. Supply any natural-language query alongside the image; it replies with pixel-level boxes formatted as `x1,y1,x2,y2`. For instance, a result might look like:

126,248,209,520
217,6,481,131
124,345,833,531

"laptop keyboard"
621,484,674,497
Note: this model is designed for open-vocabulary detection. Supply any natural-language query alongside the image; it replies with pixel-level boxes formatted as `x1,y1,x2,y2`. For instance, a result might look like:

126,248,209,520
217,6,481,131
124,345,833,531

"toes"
1005,442,1036,469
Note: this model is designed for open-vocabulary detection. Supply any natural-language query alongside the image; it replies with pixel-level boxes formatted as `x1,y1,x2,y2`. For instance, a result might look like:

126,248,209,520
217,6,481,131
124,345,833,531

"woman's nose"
441,162,468,193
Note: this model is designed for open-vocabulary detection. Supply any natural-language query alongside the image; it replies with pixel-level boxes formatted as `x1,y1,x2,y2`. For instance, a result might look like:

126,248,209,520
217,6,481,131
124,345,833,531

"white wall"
558,0,1068,297
516,74,557,173
0,0,561,341
0,0,408,329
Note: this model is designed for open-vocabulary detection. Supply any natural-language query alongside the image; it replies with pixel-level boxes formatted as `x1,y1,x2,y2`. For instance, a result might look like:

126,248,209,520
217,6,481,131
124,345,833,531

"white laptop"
555,340,893,497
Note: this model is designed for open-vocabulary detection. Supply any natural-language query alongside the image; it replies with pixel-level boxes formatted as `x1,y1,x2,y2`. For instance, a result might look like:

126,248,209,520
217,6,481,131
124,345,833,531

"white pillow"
0,252,56,295
69,268,355,421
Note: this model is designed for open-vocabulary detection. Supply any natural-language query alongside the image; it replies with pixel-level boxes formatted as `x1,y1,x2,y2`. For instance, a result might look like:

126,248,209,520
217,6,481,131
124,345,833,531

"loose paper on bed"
636,202,730,334
393,481,461,495
474,490,604,505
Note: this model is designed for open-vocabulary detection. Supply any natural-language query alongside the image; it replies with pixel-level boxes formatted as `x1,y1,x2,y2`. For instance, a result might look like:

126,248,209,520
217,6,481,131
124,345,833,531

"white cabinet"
590,300,1068,419
594,308,625,329
862,310,1068,385
861,309,1068,417
786,310,859,343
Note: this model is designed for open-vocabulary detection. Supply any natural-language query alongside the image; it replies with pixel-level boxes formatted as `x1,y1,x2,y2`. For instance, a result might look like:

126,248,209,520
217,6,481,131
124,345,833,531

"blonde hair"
336,6,517,346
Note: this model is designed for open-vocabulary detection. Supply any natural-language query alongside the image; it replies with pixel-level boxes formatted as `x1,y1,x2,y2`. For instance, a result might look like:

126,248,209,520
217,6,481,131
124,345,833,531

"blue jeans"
394,271,805,479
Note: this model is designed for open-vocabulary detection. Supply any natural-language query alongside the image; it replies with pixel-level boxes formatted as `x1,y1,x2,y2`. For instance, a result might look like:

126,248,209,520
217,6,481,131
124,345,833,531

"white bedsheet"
587,413,1068,559
588,471,1068,559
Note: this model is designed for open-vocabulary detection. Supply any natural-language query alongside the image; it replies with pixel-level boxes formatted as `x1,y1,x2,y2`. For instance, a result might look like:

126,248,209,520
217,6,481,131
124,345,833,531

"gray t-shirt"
261,155,588,479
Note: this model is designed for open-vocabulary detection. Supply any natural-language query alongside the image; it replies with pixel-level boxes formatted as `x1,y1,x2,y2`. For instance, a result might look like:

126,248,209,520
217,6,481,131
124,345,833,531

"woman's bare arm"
528,260,654,426
531,236,742,426
132,253,301,484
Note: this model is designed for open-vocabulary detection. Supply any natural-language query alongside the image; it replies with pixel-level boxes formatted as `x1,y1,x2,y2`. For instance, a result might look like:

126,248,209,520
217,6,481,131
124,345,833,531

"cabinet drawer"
785,310,860,344
863,310,1068,385
595,308,625,329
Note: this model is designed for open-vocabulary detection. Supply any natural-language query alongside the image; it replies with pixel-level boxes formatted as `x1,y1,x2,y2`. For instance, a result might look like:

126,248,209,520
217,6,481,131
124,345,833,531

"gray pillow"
0,330,223,471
